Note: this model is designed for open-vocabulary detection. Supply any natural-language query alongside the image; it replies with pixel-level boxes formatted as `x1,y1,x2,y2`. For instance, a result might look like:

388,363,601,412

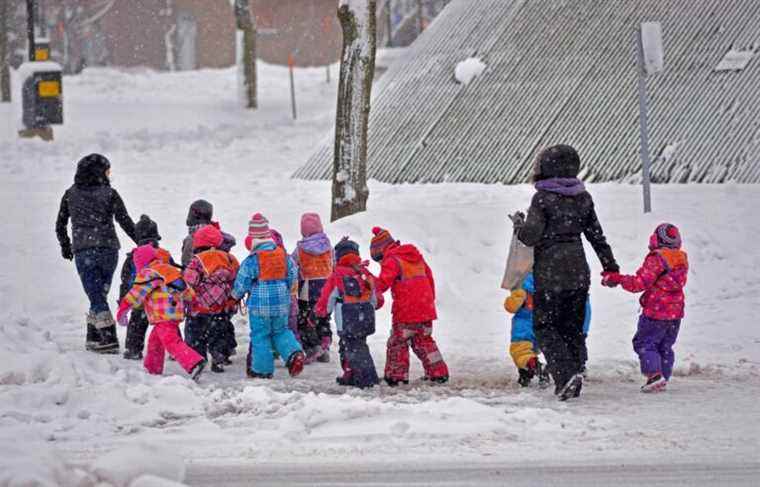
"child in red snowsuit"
117,244,206,381
370,227,449,386
603,223,688,393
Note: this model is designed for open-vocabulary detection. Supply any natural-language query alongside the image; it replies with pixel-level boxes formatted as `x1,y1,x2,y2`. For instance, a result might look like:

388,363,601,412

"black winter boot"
86,313,99,351
93,325,120,354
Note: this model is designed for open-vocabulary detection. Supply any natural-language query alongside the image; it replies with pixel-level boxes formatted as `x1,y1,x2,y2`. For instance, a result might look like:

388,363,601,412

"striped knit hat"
248,213,272,240
650,223,682,250
370,227,395,262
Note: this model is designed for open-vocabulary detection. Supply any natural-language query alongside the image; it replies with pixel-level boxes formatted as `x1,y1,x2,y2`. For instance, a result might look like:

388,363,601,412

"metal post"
636,29,653,214
288,53,297,120
386,0,393,47
26,0,36,62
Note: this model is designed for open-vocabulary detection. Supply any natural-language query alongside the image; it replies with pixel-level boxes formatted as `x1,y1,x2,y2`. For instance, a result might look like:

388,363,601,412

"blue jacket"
510,273,592,344
232,241,297,317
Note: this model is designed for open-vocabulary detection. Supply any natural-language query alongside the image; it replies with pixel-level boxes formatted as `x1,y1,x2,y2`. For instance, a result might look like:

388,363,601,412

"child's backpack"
338,273,376,338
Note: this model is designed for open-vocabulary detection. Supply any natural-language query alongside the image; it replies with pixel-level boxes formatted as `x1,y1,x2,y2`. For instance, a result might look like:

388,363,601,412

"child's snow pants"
144,321,204,375
339,333,379,388
632,316,681,380
185,314,230,364
384,322,449,382
297,299,332,353
509,341,538,370
125,310,149,354
249,314,302,375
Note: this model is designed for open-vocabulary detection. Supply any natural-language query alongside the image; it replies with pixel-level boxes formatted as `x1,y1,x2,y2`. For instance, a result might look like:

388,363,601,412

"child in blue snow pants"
232,213,305,379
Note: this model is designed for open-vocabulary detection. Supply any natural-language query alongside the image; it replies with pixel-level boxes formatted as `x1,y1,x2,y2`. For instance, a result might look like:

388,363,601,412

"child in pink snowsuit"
117,244,206,380
603,223,688,393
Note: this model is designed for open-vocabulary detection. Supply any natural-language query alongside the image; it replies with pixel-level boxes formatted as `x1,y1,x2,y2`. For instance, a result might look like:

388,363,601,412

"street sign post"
636,21,664,214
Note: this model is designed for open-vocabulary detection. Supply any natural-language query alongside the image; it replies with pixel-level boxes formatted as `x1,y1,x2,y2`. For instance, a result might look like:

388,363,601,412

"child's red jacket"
375,243,437,324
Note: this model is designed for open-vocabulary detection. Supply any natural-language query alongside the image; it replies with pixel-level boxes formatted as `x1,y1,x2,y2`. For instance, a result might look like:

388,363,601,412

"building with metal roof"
294,0,760,184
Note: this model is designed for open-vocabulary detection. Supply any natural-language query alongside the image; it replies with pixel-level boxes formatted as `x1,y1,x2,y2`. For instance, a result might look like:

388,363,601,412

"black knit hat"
536,144,581,180
186,199,213,227
74,153,111,187
335,237,360,261
135,214,161,245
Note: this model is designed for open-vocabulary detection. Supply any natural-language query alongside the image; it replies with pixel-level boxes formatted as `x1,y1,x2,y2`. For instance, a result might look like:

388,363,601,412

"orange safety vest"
155,248,172,265
341,275,375,305
298,249,333,280
396,257,427,281
147,261,184,288
197,249,237,276
258,247,288,281
656,248,688,272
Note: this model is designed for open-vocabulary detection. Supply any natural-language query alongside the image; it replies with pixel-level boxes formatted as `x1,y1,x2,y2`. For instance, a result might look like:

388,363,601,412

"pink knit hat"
300,213,324,238
248,213,272,240
132,244,157,272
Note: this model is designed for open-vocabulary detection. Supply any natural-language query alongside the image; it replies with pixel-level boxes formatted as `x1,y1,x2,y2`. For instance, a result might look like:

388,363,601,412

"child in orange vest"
315,238,382,389
117,245,206,380
292,213,334,363
183,224,240,373
232,213,305,379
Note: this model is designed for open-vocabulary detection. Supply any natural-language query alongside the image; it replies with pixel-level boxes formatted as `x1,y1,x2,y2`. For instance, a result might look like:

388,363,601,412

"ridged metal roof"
294,0,760,184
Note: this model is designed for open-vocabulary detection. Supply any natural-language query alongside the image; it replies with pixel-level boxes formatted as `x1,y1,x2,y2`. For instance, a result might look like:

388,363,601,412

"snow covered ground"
1,63,759,485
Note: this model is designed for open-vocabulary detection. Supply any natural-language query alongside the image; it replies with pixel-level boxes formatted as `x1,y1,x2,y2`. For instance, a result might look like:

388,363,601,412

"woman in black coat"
55,153,138,353
517,145,619,400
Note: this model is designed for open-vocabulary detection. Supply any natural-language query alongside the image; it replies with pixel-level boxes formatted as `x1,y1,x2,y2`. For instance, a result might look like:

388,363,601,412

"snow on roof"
454,57,487,85
295,0,760,184
715,48,756,72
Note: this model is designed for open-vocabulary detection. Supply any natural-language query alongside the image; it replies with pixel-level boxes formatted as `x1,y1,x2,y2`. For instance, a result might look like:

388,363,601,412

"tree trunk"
1,0,11,102
237,0,257,109
331,0,377,222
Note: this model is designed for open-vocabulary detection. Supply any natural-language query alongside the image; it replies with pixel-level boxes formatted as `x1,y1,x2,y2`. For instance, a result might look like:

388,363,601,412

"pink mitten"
116,300,131,327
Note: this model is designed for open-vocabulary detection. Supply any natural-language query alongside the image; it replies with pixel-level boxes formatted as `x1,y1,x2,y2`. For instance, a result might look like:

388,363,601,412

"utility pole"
27,0,36,61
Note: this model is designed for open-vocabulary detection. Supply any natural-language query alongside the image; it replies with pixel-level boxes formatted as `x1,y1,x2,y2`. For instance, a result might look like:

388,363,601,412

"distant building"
296,0,760,184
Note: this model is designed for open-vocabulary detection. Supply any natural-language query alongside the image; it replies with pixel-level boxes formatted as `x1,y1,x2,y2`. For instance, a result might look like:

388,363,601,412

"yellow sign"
35,48,50,61
38,81,61,98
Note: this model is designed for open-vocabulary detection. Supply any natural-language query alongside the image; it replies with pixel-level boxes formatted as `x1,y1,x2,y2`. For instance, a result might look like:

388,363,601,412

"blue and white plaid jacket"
232,241,297,317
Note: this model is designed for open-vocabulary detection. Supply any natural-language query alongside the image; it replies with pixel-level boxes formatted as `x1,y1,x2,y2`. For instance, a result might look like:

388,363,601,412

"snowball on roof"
454,57,487,85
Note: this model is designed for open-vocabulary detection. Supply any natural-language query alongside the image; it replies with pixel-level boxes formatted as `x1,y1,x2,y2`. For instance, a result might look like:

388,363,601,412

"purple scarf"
535,177,586,196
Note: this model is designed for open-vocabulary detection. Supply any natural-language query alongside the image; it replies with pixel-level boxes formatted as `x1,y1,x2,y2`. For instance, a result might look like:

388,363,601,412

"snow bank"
454,57,487,85
91,444,186,487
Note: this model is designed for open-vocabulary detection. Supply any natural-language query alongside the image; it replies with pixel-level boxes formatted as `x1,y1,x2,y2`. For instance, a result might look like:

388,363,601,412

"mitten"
61,244,74,261
504,289,527,313
601,271,622,288
116,300,132,326
508,211,526,230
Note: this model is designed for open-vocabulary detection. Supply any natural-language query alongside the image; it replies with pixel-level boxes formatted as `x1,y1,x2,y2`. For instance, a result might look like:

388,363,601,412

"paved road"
186,461,760,486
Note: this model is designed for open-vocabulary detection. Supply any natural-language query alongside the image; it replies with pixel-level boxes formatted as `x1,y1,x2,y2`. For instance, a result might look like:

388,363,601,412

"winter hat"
248,213,272,240
370,227,395,262
536,144,581,180
132,244,157,272
335,237,360,262
186,199,214,227
192,224,224,250
649,223,682,250
74,153,111,187
135,215,161,245
300,213,324,238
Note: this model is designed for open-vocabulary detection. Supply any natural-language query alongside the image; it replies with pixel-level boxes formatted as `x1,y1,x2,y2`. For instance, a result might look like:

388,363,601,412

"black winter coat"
56,154,137,254
518,190,619,292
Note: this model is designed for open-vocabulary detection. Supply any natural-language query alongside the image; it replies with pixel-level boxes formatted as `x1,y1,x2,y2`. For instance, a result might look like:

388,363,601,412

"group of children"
504,223,688,393
112,198,686,393
115,202,449,387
